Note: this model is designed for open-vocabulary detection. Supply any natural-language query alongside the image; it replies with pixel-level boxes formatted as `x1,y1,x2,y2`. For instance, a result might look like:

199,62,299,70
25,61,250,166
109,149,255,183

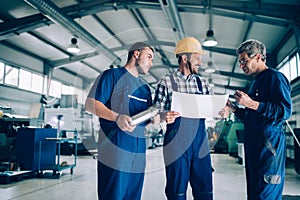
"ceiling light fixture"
67,38,80,53
205,68,216,73
203,29,218,47
203,13,218,47
204,60,216,73
204,51,216,73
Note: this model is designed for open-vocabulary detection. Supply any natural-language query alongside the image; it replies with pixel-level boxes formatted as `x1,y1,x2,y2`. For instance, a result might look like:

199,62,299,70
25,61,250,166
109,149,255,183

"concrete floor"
1,149,300,200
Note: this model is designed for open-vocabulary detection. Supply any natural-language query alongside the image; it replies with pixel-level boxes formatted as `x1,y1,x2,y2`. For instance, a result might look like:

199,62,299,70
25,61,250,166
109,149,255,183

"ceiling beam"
110,40,175,51
29,31,73,56
130,8,155,39
1,1,295,43
159,0,184,41
111,40,238,56
130,7,173,69
24,0,120,64
0,40,87,81
80,60,102,74
0,14,51,41
48,52,98,69
179,6,293,28
91,14,125,46
231,21,253,74
227,20,253,88
129,8,161,83
203,46,236,56
0,40,45,61
207,1,300,23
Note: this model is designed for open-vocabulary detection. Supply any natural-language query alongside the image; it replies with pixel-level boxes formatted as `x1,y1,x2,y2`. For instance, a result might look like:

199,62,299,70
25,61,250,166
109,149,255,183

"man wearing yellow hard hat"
153,37,213,200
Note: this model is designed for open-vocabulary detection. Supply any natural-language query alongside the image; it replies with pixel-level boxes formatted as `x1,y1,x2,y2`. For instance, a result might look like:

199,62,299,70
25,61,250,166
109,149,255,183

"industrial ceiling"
0,0,300,96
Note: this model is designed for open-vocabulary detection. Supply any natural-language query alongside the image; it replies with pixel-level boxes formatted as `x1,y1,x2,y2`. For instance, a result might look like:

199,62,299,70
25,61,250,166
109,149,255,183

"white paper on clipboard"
171,91,229,118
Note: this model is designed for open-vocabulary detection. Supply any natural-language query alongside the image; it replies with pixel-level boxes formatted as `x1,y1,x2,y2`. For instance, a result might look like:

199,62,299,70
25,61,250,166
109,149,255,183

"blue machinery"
16,128,78,179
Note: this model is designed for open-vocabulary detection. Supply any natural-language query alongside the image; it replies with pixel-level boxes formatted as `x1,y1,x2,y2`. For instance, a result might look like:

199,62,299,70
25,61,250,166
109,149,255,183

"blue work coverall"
88,67,152,200
154,73,213,200
234,68,292,200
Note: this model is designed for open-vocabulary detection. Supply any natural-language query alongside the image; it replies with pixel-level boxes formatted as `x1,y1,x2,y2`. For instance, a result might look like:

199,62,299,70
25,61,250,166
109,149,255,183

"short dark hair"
127,42,153,61
128,42,153,52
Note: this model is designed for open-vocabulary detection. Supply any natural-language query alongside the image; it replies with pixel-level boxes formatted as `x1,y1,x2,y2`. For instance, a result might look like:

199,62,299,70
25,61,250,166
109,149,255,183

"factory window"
61,84,84,105
0,61,85,100
280,62,290,81
62,84,74,95
290,56,297,81
49,79,62,98
4,65,18,86
31,73,43,94
19,69,32,90
279,52,299,82
0,62,4,84
297,52,299,76
18,69,43,94
73,87,83,105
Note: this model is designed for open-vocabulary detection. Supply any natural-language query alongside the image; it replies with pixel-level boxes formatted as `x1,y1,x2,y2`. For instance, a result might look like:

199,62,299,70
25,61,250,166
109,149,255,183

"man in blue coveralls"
85,42,154,200
220,39,292,200
153,37,213,200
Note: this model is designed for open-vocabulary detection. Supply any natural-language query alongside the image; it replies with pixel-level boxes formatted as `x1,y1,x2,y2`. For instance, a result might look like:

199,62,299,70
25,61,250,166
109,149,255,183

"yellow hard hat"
174,37,204,55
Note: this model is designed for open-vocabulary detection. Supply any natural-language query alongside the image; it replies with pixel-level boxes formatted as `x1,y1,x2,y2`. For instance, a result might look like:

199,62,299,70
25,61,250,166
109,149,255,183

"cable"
285,120,300,148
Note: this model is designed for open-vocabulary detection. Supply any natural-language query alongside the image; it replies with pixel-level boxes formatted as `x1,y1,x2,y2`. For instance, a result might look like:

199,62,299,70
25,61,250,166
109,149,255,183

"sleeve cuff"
257,102,265,113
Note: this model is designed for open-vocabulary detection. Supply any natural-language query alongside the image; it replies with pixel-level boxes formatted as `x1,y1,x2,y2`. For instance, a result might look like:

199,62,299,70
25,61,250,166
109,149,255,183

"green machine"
226,121,244,157
212,120,244,156
212,120,230,153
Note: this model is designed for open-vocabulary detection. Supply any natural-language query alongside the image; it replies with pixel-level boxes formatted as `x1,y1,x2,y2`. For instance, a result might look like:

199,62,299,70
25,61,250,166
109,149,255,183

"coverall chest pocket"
118,83,150,118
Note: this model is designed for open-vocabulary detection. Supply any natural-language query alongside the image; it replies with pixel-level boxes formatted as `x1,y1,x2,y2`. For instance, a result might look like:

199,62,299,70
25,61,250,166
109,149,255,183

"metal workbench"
44,130,78,178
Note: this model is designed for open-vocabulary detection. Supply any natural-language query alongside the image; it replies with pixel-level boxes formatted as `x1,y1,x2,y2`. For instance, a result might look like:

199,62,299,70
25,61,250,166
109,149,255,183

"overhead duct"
24,0,120,64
